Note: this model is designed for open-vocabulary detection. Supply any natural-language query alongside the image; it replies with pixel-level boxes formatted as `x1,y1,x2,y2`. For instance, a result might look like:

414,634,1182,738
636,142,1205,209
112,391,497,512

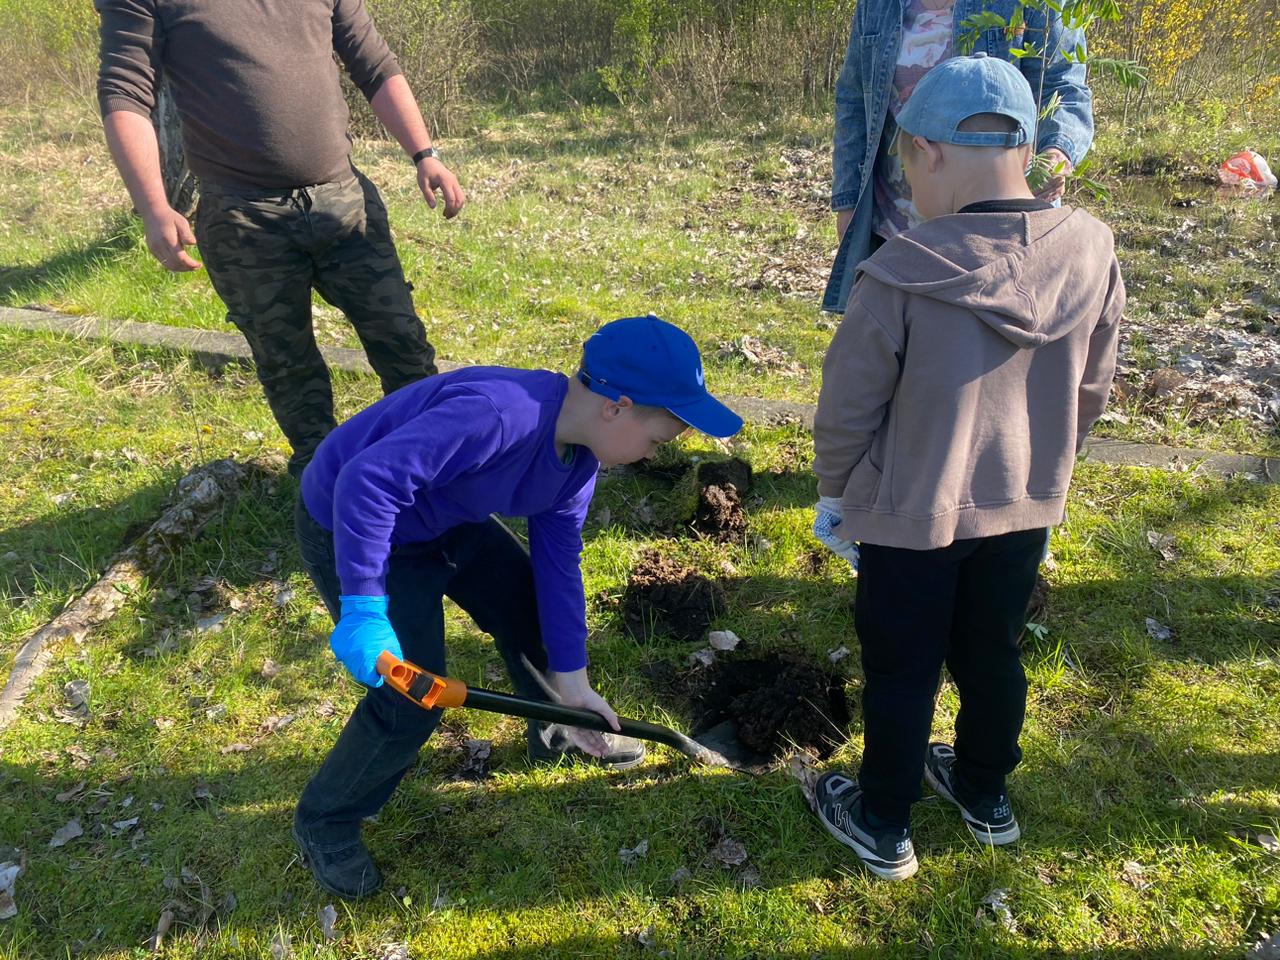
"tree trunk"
153,79,197,217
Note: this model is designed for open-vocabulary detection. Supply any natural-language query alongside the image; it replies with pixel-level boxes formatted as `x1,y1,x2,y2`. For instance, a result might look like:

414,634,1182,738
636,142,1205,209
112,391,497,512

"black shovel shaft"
463,686,721,764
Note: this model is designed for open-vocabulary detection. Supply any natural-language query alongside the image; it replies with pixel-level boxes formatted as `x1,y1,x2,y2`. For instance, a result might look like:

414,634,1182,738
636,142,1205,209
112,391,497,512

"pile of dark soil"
620,551,726,643
692,484,747,541
688,656,851,759
690,458,753,542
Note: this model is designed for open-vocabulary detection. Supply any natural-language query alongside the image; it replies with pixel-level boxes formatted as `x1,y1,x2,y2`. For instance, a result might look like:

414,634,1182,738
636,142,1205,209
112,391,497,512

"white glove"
813,496,859,572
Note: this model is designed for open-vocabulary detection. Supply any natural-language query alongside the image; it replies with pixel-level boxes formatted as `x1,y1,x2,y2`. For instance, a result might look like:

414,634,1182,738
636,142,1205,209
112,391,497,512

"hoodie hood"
856,206,1116,348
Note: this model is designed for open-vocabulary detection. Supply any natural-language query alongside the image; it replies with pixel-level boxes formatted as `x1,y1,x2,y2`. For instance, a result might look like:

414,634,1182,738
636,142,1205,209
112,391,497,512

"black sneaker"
528,723,647,770
292,827,384,900
923,742,1020,845
814,772,918,880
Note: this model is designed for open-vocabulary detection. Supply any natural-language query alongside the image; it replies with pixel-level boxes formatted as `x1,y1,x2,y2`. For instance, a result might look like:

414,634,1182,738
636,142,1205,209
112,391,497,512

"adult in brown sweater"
96,0,465,476
809,54,1124,881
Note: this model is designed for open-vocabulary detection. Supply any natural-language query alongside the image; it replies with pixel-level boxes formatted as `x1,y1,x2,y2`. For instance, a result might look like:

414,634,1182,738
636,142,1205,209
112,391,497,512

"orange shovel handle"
375,651,469,709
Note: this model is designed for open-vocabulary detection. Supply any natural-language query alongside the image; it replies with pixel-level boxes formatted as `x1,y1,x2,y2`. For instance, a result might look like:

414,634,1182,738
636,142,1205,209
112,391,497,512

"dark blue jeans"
293,497,551,847
854,528,1047,826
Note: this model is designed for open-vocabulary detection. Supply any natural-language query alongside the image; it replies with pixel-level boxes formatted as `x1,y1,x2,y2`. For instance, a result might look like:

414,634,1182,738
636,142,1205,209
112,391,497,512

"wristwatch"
411,146,440,166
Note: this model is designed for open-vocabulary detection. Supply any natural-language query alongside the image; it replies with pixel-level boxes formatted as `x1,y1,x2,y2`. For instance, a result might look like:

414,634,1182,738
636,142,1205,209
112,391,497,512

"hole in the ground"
646,655,852,760
689,458,753,542
621,551,726,643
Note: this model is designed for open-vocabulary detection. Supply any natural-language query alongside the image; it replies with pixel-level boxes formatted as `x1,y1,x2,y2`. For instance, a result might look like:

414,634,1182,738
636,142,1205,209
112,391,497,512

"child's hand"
1033,149,1073,202
331,595,403,687
813,497,860,572
550,668,621,758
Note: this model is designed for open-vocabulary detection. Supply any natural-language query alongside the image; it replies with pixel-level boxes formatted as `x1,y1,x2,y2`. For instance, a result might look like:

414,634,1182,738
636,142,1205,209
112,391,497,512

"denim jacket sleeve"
1018,13,1094,165
832,22,868,211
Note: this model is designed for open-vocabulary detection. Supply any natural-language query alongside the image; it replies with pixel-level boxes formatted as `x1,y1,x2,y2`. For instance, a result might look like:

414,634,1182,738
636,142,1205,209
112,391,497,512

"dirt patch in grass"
692,483,747,541
621,551,726,643
686,455,752,545
689,457,753,542
647,654,852,759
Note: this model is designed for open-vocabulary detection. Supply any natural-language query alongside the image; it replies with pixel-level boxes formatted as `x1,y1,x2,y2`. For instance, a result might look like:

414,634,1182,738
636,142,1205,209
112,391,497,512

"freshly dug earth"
621,551,726,643
688,656,851,759
690,457,753,541
692,483,747,541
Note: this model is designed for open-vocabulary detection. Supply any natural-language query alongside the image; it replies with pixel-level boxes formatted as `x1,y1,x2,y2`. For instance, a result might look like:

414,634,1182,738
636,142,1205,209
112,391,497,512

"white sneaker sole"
816,806,919,881
923,764,1021,846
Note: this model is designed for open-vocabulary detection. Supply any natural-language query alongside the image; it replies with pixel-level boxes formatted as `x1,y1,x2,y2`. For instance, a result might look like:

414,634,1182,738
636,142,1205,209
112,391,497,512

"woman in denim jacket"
822,0,1094,313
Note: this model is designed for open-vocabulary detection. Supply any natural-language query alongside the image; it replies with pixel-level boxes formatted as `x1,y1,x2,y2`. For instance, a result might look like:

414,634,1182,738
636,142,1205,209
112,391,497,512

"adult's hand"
550,667,620,758
142,207,202,272
417,156,466,219
1034,149,1073,203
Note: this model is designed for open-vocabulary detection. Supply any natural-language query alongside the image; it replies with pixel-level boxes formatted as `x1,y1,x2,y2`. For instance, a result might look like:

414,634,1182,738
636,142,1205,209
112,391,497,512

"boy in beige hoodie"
810,53,1124,880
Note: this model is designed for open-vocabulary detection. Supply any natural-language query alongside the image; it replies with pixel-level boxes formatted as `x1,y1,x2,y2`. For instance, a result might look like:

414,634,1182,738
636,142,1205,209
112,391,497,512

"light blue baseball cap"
895,52,1037,148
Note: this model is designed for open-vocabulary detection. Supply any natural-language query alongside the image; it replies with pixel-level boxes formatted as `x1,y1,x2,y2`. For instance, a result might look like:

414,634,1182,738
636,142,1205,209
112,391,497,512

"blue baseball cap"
579,315,743,438
895,52,1037,148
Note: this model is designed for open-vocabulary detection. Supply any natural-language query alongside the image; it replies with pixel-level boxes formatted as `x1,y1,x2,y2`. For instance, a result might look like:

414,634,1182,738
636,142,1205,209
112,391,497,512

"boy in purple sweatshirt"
290,314,742,899
809,55,1123,879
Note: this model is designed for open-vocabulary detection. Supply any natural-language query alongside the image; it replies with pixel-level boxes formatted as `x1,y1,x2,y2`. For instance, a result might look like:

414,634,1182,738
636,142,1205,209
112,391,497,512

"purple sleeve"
331,0,402,100
95,0,161,118
332,394,505,595
527,472,598,673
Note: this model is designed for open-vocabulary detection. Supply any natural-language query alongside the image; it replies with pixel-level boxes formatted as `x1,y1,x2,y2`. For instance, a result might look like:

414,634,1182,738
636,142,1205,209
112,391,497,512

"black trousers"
292,498,550,848
854,528,1047,826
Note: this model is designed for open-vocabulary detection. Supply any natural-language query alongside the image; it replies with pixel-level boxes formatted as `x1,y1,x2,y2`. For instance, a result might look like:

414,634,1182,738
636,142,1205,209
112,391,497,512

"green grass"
3,101,1279,455
1,332,1277,959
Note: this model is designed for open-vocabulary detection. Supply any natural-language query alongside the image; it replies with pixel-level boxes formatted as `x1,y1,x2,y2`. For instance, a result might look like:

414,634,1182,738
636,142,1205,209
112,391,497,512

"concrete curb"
4,305,1278,482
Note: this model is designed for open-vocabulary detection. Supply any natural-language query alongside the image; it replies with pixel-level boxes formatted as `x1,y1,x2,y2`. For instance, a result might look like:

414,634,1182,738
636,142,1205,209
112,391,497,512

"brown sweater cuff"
99,94,154,119
357,61,403,103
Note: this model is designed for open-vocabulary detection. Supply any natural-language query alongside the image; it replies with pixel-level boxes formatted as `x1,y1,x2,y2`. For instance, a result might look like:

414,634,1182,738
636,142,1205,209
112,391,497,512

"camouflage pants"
195,168,437,476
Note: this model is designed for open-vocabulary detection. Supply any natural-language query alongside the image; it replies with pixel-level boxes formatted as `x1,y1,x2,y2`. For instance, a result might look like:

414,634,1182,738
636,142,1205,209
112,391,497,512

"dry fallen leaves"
688,648,716,668
48,819,82,849
708,630,741,651
976,888,1017,933
1121,860,1151,890
270,930,291,959
0,861,19,921
195,613,227,633
619,839,649,865
55,781,86,803
319,903,339,941
787,751,820,813
1146,530,1180,562
709,838,749,868
458,739,492,780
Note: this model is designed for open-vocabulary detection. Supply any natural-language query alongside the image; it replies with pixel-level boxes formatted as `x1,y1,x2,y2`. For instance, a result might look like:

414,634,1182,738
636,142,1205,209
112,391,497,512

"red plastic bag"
1218,150,1277,190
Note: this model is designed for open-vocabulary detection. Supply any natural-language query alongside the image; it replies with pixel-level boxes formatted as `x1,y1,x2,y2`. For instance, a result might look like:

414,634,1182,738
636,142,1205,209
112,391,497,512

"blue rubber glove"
331,595,402,687
813,496,860,572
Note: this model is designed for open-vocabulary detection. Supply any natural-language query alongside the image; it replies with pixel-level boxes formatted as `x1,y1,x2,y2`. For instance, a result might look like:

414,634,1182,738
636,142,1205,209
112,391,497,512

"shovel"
375,652,754,769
